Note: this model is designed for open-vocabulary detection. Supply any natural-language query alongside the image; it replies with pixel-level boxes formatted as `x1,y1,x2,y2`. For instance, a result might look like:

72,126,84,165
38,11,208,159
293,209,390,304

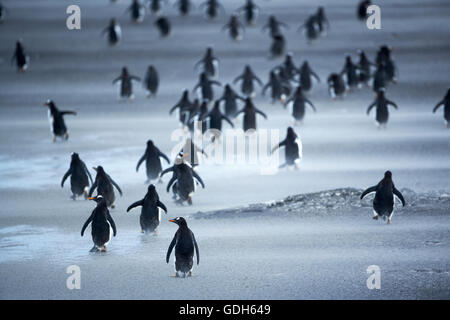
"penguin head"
182,89,189,98
302,61,309,68
147,140,154,147
174,152,189,165
200,72,208,81
110,18,116,25
93,166,105,174
169,216,187,227
213,100,220,110
224,84,232,91
147,184,157,194
206,47,213,56
295,85,304,95
71,152,80,161
44,99,57,111
384,171,392,180
121,66,128,75
287,127,297,139
244,65,251,72
377,87,386,97
88,195,104,203
244,97,252,106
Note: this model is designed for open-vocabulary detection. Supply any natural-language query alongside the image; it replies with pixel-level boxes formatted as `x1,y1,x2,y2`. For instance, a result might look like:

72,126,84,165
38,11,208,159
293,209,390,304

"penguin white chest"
47,110,55,133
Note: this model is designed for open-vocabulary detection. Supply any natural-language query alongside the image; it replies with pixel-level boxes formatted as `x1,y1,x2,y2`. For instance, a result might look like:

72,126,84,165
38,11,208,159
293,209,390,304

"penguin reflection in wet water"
12,40,29,72
113,67,141,100
367,89,398,128
360,171,405,224
89,166,123,208
127,184,167,234
81,195,117,252
44,99,77,142
222,14,245,41
166,217,199,277
101,18,121,46
61,153,93,200
143,65,159,97
285,86,316,125
155,16,171,37
272,127,303,169
235,97,267,131
136,140,170,183
433,88,450,128
233,65,263,98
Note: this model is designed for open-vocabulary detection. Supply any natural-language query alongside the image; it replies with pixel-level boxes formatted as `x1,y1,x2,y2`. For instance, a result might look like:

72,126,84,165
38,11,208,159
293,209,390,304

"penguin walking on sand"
199,0,225,20
222,14,245,41
237,0,260,26
44,99,77,142
143,65,159,97
155,16,171,37
285,86,316,124
218,84,245,118
174,0,192,16
270,33,286,58
202,100,234,140
299,61,320,92
101,18,121,46
367,89,398,128
262,71,290,104
357,50,375,86
136,140,170,182
11,40,29,72
161,153,205,205
272,127,302,169
89,166,123,208
433,88,450,128
327,73,346,99
235,97,267,131
61,153,93,200
233,65,263,98
360,171,406,224
195,47,219,78
263,15,288,38
113,67,141,100
81,195,117,252
166,217,199,277
193,72,221,102
127,184,167,234
127,0,146,23
170,90,193,126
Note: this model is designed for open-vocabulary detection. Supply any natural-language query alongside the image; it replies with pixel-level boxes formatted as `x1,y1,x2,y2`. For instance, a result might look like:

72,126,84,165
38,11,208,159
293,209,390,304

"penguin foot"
373,215,379,220
71,194,76,201
52,136,56,143
387,219,392,225
111,204,115,209
187,271,192,277
64,133,69,141
89,246,99,253
187,198,193,206
173,272,179,278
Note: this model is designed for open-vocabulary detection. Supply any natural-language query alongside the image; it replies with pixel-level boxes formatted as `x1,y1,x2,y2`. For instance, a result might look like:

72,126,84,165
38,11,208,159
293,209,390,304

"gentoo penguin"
273,53,298,81
202,100,234,140
160,153,205,205
432,88,450,128
341,55,361,89
195,47,219,78
186,99,201,133
313,6,330,35
170,90,193,126
81,195,117,252
148,0,164,15
376,45,397,84
218,84,245,118
136,140,170,182
155,16,171,37
222,14,245,41
233,65,263,97
235,97,267,131
357,0,372,21
101,18,121,46
357,50,375,86
178,137,208,168
12,40,29,72
272,127,302,169
127,184,167,234
270,33,286,58
143,65,159,97
237,0,260,26
187,100,209,134
61,153,93,200
299,61,320,92
166,217,199,277
44,99,77,142
285,86,316,124
174,0,192,16
262,71,289,104
89,166,123,208
127,0,145,23
367,89,398,128
327,73,346,99
262,15,288,38
112,67,141,100
199,0,224,20
360,171,405,224
193,72,221,102
298,16,320,43
372,63,387,93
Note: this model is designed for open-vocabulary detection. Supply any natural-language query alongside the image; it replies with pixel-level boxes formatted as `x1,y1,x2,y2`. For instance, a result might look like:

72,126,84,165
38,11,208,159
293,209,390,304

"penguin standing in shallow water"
235,97,267,131
360,171,405,224
81,195,117,252
101,18,121,46
218,84,245,118
136,140,170,182
143,65,159,97
89,166,123,208
313,6,330,36
166,217,199,277
61,153,93,200
272,127,302,169
233,65,263,98
12,40,29,72
179,138,208,168
367,89,398,128
285,86,316,124
433,88,450,127
127,184,167,234
298,16,319,43
44,100,76,142
113,67,141,100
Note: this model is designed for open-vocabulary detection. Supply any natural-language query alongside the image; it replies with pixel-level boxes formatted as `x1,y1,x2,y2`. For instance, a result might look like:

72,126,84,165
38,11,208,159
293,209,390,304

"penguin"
327,73,346,99
0,2,6,23
166,217,199,277
155,16,171,37
160,154,205,205
376,45,397,84
188,100,209,134
174,0,192,16
360,171,406,224
61,153,93,200
143,65,159,98
432,88,450,128
366,89,398,128
193,72,221,102
136,140,170,182
235,97,267,131
89,166,123,208
372,62,387,93
81,195,117,252
43,99,77,142
270,33,286,58
170,90,193,126
357,0,372,21
127,184,167,234
313,6,330,35
186,99,201,133
194,47,219,78
101,18,121,46
199,0,224,19
356,50,375,86
11,40,29,72
218,84,245,118
222,14,245,41
178,138,208,168
262,15,288,38
112,67,141,100
271,127,303,169
341,55,361,89
298,16,320,43
285,86,316,124
298,61,320,92
127,0,146,23
237,0,260,26
202,100,234,140
147,0,164,15
273,53,298,81
262,71,290,104
233,65,263,97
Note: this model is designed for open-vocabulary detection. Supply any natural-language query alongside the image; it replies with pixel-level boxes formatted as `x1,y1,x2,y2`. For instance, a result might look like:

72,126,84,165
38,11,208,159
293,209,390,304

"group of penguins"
4,0,450,278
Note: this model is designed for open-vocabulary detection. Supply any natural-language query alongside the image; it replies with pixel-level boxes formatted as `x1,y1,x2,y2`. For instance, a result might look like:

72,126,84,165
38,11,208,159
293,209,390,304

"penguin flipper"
166,176,177,192
107,212,117,236
81,214,93,236
157,200,168,213
433,100,444,113
159,151,171,164
88,180,98,197
360,186,377,200
166,234,177,263
82,162,93,184
127,199,144,212
160,166,174,178
393,187,406,207
192,232,200,265
136,154,146,172
61,169,72,188
108,175,123,196
61,110,77,116
192,170,205,188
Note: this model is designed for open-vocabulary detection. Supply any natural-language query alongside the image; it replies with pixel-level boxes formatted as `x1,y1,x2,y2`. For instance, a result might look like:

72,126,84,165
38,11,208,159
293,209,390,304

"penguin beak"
88,197,96,200
92,167,98,171
169,219,175,223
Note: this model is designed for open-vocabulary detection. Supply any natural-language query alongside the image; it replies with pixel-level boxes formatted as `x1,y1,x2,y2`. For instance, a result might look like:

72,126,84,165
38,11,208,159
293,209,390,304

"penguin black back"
61,153,93,200
89,166,123,208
